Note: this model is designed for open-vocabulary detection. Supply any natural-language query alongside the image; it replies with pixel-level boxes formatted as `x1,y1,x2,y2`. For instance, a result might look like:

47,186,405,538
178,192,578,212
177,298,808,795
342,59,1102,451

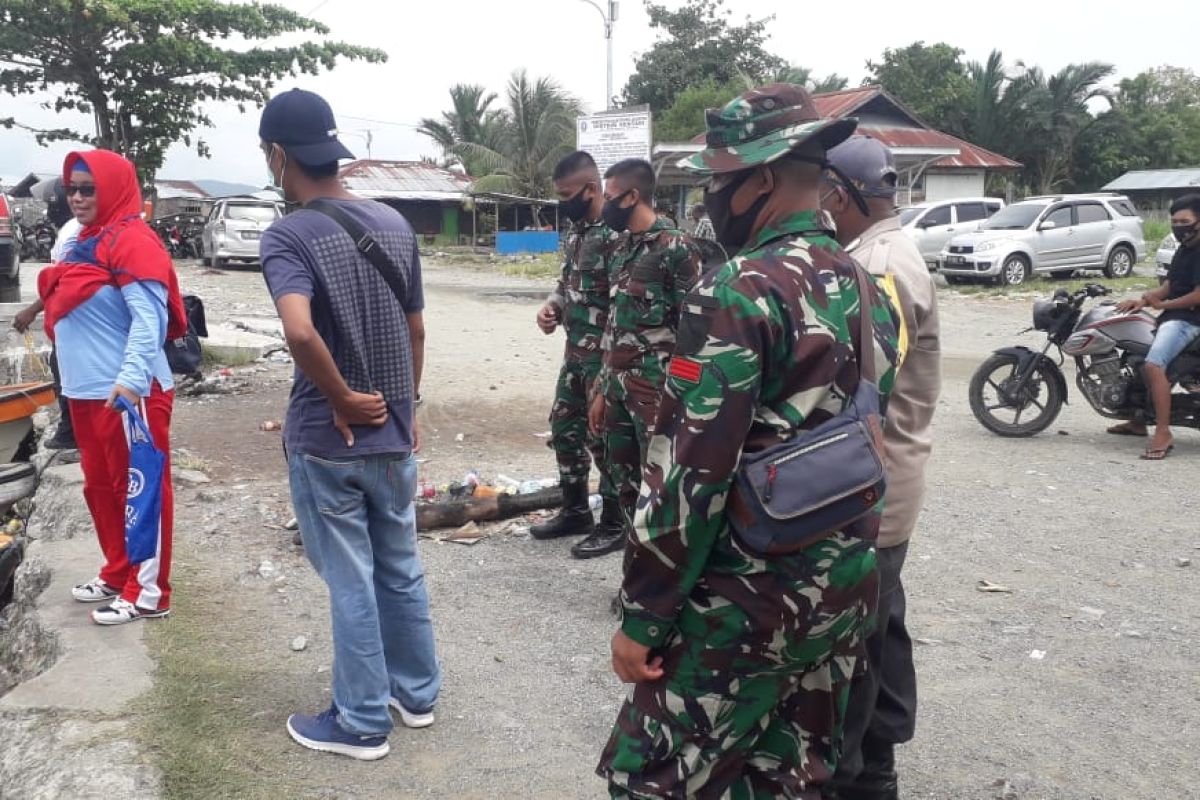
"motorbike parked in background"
969,283,1200,437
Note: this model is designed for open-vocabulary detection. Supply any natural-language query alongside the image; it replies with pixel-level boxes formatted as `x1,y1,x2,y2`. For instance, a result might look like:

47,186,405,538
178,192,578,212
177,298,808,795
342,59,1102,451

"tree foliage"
1072,67,1200,191
865,42,973,134
654,78,743,142
450,70,581,201
623,0,783,113
417,84,506,177
0,0,385,181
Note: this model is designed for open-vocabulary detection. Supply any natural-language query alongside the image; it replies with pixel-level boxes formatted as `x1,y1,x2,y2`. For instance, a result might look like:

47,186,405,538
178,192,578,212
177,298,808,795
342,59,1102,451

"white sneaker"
388,698,434,729
91,598,170,626
71,577,120,603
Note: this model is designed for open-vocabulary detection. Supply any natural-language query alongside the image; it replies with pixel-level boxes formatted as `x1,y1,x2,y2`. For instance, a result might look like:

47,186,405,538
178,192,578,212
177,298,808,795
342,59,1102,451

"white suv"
201,198,282,268
900,197,1004,268
940,194,1146,286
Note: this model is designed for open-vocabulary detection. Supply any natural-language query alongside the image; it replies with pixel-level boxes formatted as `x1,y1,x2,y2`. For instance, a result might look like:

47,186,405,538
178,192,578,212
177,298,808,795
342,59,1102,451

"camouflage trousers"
603,372,663,527
549,356,615,499
598,534,879,799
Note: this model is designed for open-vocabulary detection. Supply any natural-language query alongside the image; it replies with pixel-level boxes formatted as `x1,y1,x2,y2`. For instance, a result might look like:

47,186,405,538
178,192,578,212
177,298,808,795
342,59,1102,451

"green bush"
1144,219,1171,250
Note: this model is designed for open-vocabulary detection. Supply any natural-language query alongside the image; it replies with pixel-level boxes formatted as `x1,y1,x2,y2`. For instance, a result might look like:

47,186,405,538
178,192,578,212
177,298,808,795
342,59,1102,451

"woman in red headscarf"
38,149,187,626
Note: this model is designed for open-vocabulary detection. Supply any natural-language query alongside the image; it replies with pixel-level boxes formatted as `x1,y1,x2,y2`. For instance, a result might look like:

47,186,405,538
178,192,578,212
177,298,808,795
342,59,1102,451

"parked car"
201,198,282,268
0,193,21,303
939,194,1146,286
899,197,1005,268
1155,232,1177,283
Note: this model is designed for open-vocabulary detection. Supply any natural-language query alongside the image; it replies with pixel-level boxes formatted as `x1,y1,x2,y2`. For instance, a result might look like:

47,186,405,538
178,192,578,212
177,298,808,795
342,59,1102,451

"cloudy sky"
1,0,1195,186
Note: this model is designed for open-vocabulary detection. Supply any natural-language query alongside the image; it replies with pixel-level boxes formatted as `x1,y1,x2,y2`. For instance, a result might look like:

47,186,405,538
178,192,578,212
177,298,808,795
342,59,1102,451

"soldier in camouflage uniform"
532,151,621,544
575,158,703,559
598,85,901,799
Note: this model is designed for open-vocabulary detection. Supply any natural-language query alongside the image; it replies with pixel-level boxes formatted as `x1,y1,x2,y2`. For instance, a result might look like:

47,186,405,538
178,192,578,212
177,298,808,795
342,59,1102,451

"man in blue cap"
820,135,941,800
258,88,441,761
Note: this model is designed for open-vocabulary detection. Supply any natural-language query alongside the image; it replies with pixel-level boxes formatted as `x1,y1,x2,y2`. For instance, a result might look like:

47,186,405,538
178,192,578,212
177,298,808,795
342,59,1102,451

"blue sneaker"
286,704,390,761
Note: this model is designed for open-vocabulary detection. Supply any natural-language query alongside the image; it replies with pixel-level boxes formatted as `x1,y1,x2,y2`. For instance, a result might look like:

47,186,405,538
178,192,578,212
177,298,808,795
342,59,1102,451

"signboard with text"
576,106,652,177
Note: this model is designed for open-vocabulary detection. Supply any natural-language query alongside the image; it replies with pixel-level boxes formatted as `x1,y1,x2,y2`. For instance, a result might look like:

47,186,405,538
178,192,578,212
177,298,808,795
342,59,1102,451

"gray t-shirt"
262,198,424,459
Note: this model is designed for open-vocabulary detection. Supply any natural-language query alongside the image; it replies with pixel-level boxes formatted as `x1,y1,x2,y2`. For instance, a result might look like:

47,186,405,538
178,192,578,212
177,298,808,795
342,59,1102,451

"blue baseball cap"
258,88,355,166
825,135,897,198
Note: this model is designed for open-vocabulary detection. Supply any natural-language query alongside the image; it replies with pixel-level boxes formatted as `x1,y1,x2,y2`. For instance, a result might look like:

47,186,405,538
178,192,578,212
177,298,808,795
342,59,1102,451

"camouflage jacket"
599,217,703,391
619,210,901,650
547,218,619,360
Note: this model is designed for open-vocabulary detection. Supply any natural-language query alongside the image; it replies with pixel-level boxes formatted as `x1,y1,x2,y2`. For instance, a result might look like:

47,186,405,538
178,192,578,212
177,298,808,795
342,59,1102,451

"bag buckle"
356,235,376,255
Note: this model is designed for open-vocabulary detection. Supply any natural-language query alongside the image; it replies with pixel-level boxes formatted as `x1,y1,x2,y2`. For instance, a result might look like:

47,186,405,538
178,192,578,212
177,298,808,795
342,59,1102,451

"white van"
899,197,1005,268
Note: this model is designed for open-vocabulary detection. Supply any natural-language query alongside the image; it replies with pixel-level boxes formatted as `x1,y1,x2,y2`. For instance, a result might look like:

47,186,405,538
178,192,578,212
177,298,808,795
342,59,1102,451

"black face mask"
602,190,636,232
559,185,593,223
705,171,770,252
1172,222,1197,247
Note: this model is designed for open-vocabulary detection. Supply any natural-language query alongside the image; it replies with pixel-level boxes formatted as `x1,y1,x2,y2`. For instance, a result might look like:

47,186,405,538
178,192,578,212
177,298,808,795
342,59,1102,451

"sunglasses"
65,184,97,198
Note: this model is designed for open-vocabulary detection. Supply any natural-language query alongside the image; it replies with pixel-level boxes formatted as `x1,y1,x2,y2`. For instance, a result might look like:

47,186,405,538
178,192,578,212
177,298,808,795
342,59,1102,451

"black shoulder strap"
305,198,408,308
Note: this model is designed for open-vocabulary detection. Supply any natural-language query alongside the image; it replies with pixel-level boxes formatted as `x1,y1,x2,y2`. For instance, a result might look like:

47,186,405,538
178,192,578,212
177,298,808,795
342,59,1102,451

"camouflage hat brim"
680,117,859,177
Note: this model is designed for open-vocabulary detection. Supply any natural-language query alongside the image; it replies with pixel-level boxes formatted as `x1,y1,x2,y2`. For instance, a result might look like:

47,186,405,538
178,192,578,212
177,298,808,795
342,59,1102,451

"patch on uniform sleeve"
668,356,703,384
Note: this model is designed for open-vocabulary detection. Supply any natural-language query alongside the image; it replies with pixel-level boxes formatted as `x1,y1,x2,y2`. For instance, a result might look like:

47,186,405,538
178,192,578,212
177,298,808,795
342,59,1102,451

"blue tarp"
496,231,560,254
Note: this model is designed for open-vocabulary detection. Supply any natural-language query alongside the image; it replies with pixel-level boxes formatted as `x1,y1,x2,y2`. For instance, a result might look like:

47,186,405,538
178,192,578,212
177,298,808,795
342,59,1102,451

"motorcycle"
969,283,1200,437
32,220,55,261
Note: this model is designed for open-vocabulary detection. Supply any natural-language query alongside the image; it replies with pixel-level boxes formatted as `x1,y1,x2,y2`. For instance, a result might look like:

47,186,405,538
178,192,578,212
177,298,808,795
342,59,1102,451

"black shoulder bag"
305,199,408,308
727,262,889,557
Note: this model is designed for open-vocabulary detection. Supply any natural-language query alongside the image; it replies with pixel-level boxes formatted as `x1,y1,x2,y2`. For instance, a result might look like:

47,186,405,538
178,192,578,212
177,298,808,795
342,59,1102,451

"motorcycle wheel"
969,353,1064,437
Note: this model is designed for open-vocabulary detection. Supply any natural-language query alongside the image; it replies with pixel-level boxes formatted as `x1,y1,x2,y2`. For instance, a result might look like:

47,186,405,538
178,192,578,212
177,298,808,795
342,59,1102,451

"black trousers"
835,541,917,781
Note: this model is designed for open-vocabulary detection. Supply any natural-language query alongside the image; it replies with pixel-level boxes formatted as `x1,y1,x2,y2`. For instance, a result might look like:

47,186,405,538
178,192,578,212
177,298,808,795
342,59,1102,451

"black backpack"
165,294,208,376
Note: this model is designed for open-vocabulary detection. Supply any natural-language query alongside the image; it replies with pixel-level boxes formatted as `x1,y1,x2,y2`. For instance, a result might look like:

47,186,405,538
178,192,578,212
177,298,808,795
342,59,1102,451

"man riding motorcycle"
1109,193,1200,459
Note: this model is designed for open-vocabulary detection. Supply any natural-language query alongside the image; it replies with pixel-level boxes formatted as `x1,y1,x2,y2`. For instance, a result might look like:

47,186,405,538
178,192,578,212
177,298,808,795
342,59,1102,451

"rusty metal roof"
862,127,1021,170
338,160,474,201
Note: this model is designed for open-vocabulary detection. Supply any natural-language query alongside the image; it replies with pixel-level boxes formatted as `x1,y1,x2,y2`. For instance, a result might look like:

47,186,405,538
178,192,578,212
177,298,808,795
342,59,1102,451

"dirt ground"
145,257,1198,800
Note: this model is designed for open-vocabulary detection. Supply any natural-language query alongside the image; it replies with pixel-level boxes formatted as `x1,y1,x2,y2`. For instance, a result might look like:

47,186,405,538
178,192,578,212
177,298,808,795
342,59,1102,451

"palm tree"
768,65,848,94
1033,61,1115,192
417,84,506,176
457,70,582,202
962,55,1114,193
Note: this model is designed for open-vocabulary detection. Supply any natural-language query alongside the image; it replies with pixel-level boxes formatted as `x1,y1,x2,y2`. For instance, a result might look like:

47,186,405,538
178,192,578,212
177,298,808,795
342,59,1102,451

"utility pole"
579,0,619,109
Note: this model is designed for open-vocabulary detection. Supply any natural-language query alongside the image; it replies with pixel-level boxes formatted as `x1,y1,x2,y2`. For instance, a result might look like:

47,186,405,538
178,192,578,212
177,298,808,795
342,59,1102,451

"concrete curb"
0,462,162,799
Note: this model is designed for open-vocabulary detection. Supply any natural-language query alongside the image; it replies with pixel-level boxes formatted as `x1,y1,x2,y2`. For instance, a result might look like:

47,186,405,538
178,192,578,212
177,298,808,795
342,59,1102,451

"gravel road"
160,258,1197,800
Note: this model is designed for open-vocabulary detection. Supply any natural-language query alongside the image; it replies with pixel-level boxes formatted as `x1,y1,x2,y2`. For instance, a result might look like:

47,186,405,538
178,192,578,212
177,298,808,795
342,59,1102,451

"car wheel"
1104,245,1135,278
212,256,225,270
1001,254,1031,287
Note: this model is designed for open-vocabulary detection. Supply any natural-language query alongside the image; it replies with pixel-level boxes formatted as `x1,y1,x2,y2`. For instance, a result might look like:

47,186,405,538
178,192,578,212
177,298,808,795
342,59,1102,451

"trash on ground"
976,580,1013,593
291,635,308,652
1029,649,1046,660
260,420,282,432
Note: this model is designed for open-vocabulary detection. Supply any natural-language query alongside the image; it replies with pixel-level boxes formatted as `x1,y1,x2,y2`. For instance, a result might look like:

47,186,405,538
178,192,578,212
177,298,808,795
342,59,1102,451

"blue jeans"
1146,319,1200,370
288,451,441,735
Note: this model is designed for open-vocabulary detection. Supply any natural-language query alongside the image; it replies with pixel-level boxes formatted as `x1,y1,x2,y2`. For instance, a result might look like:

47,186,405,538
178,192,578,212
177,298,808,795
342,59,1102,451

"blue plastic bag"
114,397,165,564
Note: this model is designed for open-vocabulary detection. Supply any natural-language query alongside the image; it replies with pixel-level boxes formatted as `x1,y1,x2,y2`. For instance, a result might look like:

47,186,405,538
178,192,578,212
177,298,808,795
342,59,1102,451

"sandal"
1107,422,1147,437
1140,444,1174,461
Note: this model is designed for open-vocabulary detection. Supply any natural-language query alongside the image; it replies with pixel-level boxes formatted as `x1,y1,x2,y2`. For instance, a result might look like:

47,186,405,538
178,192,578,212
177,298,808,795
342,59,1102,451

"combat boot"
570,498,625,559
824,741,899,800
530,482,594,540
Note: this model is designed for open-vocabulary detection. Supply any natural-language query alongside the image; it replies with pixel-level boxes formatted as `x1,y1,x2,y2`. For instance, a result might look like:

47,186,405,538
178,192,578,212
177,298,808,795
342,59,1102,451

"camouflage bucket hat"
680,83,858,177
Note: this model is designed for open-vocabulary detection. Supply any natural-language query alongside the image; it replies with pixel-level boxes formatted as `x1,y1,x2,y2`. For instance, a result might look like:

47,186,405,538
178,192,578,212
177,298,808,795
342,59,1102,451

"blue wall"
496,231,560,255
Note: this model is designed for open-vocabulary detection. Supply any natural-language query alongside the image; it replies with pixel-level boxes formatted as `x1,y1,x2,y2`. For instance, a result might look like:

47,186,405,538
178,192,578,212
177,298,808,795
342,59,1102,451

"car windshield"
982,204,1044,230
899,207,922,226
225,204,278,222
